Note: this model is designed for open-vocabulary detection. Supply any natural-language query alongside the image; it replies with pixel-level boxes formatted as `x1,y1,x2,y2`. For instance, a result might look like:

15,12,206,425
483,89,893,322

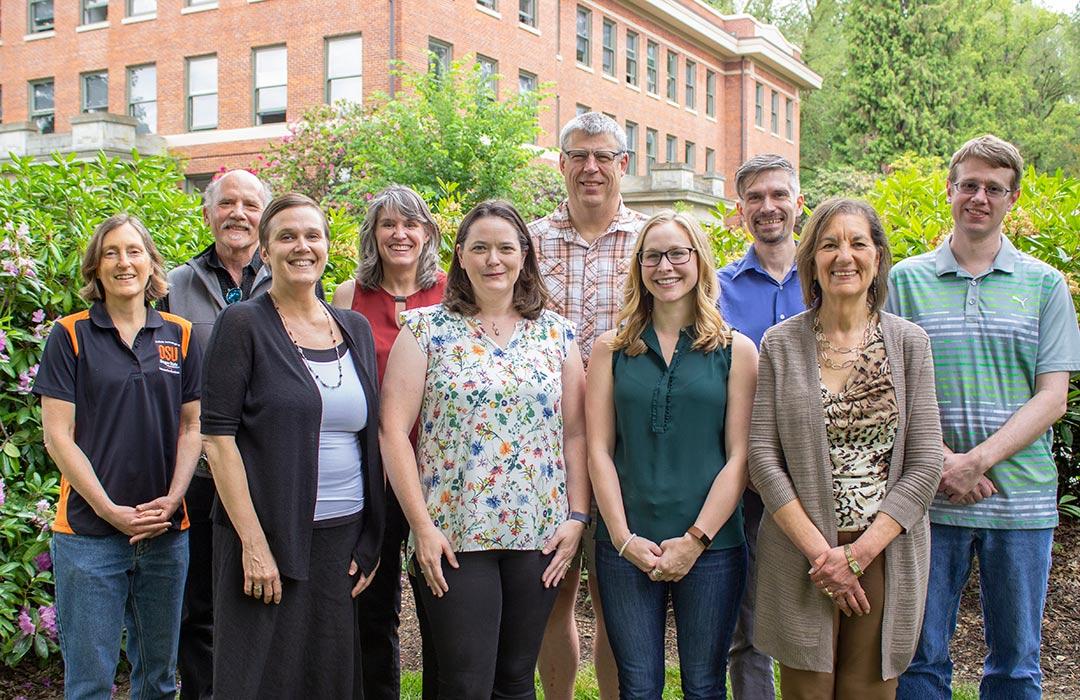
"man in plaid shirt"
529,112,647,700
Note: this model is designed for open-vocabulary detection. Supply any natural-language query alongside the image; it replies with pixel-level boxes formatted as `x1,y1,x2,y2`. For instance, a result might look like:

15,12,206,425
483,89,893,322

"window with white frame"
478,55,498,94
254,45,287,125
665,134,677,163
128,64,157,134
518,0,536,27
477,0,496,10
602,19,616,77
29,0,54,33
705,147,715,173
575,7,591,66
518,69,537,94
755,82,763,127
706,70,716,118
645,127,657,173
625,121,638,175
326,35,362,105
82,0,107,24
685,60,696,110
82,71,108,113
29,79,54,134
786,97,794,140
625,31,639,87
771,90,779,135
646,41,658,94
187,55,218,130
684,141,695,169
666,51,677,102
428,38,452,78
128,0,156,16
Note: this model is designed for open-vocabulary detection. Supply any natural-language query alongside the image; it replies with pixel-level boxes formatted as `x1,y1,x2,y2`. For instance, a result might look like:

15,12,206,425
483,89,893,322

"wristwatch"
569,511,591,527
687,525,712,549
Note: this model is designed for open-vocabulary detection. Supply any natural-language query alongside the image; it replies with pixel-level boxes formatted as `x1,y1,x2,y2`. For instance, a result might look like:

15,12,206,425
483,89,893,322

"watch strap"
569,511,591,527
687,525,712,549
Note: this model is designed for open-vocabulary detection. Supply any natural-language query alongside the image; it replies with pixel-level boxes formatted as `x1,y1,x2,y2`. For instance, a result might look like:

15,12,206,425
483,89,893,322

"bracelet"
568,511,591,527
618,533,637,558
844,543,865,578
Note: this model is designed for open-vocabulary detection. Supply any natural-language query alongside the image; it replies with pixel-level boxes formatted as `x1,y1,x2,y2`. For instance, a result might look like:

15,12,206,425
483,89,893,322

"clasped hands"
104,495,182,544
809,544,869,618
623,533,704,582
939,450,997,505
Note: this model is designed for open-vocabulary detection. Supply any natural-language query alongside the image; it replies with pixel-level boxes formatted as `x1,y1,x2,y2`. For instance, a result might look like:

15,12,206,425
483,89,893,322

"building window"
646,41,658,94
477,0,496,10
575,7,591,66
771,90,779,135
755,82,763,127
81,0,107,24
786,97,794,140
326,35,362,105
187,55,218,131
184,173,214,195
29,0,54,33
625,121,638,176
29,79,54,134
128,0,156,16
518,0,536,27
127,64,156,134
0,88,4,124
665,134,677,163
625,31,639,87
518,69,537,94
576,103,591,116
187,0,216,6
81,72,108,113
428,38,452,78
684,141,695,169
478,55,498,94
645,128,657,173
685,60,696,110
666,51,677,102
601,19,616,77
705,147,715,173
706,70,716,118
254,46,287,125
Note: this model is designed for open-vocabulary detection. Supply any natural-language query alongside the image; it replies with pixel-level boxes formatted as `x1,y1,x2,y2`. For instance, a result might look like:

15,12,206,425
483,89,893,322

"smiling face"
205,171,266,259
948,157,1020,242
97,223,152,302
261,205,328,288
640,220,699,305
456,215,524,302
737,168,804,245
559,131,629,213
813,213,880,306
375,206,430,273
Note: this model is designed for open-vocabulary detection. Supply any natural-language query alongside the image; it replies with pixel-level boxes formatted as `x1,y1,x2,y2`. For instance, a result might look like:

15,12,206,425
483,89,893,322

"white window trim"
180,3,218,14
76,21,110,32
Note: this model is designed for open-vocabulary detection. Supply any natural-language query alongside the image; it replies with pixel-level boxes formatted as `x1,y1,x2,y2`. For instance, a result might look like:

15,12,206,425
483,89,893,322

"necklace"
475,316,502,337
814,314,875,371
270,294,344,389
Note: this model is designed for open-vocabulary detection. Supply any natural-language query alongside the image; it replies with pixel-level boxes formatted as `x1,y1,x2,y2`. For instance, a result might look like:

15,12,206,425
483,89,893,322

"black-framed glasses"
638,247,695,267
950,181,1015,199
225,287,243,305
561,149,625,165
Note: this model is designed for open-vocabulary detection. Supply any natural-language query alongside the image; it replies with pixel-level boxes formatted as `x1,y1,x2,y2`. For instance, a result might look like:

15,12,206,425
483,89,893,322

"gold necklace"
814,314,874,371
270,294,344,389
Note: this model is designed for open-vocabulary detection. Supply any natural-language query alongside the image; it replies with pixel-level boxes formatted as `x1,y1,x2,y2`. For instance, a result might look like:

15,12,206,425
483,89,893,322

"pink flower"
2,261,17,276
0,478,6,507
31,309,45,324
17,370,34,394
17,607,35,637
34,551,52,572
38,605,57,640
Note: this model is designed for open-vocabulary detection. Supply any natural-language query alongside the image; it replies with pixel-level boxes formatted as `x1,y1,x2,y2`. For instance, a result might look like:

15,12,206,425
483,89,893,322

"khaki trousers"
779,531,898,700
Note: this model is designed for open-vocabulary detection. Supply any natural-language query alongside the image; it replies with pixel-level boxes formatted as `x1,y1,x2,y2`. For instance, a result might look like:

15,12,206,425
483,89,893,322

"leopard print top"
821,325,899,532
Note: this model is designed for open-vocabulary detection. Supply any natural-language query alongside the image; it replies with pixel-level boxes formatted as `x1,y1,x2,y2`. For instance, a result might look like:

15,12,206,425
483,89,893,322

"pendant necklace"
271,294,344,389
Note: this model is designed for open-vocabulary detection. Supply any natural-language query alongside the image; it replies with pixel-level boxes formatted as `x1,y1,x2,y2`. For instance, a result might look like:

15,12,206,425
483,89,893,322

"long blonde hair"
610,210,731,356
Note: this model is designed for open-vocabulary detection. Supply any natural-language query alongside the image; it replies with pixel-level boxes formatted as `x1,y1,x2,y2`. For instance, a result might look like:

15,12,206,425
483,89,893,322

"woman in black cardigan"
201,193,384,699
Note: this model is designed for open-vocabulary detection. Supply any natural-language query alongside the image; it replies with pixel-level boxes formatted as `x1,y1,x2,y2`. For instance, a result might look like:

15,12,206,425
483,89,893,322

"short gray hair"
734,154,800,199
356,185,442,291
202,170,273,212
558,112,627,152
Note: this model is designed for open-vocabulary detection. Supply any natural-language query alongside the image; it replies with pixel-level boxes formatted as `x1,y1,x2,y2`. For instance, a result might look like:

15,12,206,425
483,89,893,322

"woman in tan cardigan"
748,198,943,698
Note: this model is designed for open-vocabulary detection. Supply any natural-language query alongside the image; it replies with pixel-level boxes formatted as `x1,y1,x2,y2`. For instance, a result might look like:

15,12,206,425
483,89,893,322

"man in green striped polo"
887,135,1080,699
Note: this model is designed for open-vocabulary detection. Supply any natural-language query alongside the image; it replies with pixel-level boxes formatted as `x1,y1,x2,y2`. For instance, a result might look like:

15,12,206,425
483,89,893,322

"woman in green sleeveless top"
586,210,759,698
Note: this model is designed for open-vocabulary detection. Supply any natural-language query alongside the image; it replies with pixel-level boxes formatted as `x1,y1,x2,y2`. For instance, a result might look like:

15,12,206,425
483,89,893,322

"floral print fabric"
402,305,576,553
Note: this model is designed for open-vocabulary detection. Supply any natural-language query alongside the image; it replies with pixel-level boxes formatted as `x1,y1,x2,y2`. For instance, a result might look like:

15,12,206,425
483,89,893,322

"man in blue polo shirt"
717,153,806,700
890,135,1080,699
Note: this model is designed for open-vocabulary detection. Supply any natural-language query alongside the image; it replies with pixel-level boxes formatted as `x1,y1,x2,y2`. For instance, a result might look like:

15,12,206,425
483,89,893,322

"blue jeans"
51,530,189,700
595,540,747,699
897,524,1053,700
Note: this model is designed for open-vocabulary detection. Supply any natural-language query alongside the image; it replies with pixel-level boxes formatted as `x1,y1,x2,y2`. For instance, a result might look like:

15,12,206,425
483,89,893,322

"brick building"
0,0,820,190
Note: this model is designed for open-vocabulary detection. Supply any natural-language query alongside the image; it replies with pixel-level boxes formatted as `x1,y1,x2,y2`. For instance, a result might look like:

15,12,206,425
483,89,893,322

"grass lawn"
400,665,980,698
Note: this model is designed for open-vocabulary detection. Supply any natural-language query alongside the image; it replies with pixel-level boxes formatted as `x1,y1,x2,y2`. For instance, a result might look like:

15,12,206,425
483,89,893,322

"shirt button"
968,299,976,305
779,285,783,290
780,314,786,320
970,280,977,286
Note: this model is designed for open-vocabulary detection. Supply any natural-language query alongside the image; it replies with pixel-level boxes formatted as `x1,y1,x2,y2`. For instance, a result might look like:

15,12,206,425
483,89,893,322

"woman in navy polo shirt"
35,214,202,700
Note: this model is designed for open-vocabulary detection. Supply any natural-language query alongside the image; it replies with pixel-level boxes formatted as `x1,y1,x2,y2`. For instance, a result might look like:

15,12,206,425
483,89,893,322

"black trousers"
178,476,214,700
418,550,559,700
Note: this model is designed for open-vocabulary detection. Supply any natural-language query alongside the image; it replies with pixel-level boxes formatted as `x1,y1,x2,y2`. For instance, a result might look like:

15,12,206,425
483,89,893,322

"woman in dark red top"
332,185,446,700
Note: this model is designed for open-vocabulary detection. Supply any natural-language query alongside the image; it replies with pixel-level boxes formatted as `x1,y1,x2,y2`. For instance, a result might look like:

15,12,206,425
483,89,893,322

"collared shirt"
717,245,805,347
887,234,1080,529
207,246,262,304
33,302,202,536
528,199,648,363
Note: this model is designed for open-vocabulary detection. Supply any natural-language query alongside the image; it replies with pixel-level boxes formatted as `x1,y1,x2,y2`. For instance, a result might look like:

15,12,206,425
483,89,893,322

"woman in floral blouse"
381,200,589,699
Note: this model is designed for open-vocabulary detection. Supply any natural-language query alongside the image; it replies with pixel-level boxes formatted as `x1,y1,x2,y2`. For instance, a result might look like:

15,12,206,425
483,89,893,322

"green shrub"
0,152,205,666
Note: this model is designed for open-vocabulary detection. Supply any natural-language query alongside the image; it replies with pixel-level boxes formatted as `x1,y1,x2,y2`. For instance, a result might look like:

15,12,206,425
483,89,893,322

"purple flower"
16,371,34,394
38,605,57,640
34,551,52,572
31,309,45,324
35,498,49,514
0,329,8,353
0,478,6,507
17,607,35,637
2,261,17,276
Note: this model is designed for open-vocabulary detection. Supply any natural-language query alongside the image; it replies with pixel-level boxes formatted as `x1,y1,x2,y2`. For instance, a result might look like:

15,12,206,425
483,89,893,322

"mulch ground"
4,519,1079,698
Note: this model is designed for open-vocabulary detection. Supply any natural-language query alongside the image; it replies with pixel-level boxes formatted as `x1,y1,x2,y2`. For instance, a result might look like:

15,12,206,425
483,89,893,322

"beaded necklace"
270,294,344,390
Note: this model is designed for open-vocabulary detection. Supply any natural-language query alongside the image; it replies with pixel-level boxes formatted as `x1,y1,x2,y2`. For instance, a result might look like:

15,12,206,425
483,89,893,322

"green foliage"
0,152,205,665
801,163,878,209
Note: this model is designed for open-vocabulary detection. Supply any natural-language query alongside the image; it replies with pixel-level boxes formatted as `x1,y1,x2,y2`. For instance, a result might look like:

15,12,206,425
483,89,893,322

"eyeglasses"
638,247,695,267
951,181,1015,199
562,149,625,165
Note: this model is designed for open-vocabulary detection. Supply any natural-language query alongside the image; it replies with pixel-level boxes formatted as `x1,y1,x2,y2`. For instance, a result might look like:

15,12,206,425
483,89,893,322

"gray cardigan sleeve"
877,328,944,531
749,332,800,514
